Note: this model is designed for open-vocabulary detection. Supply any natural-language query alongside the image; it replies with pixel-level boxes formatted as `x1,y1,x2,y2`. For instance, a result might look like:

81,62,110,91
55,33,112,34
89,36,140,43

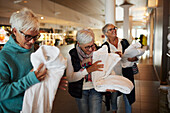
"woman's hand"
86,60,104,73
34,63,47,81
106,89,117,92
58,76,68,91
115,51,122,57
127,57,138,62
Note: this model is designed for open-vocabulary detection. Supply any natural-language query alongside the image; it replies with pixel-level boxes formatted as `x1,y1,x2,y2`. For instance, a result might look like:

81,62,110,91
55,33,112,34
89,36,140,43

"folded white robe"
92,45,134,94
122,42,145,58
121,42,145,68
21,45,67,113
94,75,134,94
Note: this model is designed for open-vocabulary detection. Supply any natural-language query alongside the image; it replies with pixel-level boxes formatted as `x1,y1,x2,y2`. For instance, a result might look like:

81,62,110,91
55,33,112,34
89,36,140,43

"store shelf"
39,33,64,46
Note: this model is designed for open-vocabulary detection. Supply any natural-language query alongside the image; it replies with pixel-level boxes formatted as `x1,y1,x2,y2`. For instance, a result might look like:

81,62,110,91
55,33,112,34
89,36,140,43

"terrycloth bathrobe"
92,45,134,94
21,45,67,113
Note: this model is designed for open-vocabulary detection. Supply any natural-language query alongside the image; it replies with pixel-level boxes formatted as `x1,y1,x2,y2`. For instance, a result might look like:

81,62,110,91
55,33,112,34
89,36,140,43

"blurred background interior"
0,0,170,113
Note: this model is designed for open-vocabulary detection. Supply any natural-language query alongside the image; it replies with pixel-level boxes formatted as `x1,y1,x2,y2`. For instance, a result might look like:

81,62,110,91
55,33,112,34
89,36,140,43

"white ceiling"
51,0,147,21
0,0,148,29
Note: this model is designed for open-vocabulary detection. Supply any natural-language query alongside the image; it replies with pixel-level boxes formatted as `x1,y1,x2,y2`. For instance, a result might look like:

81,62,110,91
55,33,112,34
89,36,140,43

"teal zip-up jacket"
0,35,40,113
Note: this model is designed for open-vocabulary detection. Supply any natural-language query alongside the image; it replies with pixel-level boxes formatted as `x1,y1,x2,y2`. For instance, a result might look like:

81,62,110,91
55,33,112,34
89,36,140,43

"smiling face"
78,40,96,55
13,28,39,49
105,24,117,41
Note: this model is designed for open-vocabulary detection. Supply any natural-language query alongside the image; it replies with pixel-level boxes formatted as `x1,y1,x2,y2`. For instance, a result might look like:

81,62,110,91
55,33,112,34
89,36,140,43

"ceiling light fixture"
53,1,61,16
145,12,149,17
41,16,44,20
23,1,28,3
41,0,44,20
13,0,22,4
148,0,158,8
55,12,61,16
119,0,134,7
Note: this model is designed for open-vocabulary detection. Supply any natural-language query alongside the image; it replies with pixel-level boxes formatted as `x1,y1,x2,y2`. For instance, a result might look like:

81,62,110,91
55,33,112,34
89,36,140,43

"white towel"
95,75,134,94
92,45,121,79
168,42,170,49
92,45,134,94
21,45,67,113
122,42,145,58
121,42,145,68
167,33,170,41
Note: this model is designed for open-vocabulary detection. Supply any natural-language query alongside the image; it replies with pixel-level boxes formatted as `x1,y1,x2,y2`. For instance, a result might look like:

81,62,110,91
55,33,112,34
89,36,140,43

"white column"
120,0,134,40
135,28,137,38
105,0,116,25
121,5,130,40
129,16,133,43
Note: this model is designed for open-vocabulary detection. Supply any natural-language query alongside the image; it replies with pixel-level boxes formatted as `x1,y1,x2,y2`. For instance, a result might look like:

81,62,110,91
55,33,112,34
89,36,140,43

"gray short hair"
102,23,113,35
76,29,95,45
10,8,39,32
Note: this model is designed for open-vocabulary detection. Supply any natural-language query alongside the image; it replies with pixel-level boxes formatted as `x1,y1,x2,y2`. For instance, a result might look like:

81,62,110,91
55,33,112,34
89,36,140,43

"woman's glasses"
19,30,41,41
84,44,95,50
107,27,118,32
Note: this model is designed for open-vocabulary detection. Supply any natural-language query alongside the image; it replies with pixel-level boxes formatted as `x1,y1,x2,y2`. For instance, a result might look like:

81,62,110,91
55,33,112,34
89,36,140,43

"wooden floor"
117,53,160,113
52,49,161,113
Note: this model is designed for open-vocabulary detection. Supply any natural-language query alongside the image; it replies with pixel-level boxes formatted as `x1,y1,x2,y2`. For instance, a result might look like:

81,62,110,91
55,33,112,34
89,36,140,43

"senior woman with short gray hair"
66,29,104,113
0,8,47,113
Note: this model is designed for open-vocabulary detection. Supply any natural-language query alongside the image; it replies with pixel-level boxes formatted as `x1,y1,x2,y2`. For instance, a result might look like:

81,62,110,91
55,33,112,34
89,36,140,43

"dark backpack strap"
102,39,130,53
101,41,111,53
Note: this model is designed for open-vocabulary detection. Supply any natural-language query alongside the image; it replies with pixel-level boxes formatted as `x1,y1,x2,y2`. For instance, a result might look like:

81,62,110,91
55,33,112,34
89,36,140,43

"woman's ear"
77,42,81,47
12,28,17,36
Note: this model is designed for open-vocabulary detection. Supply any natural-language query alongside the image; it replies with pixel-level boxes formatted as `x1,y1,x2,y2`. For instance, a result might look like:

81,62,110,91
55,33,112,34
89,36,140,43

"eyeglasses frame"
84,43,95,50
19,30,41,41
107,27,118,32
